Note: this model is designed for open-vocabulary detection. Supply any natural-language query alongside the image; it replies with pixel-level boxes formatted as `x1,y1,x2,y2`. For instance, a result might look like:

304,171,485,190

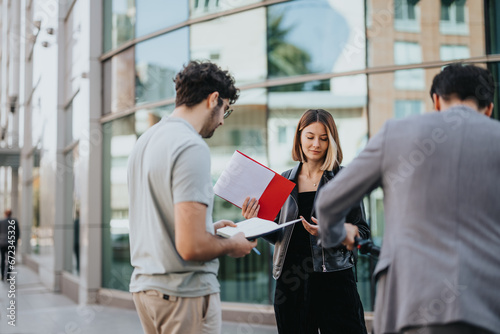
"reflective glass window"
268,76,368,171
486,0,500,55
394,42,425,91
102,106,172,291
440,44,470,61
190,0,262,18
267,0,365,84
441,0,468,35
136,0,188,37
102,48,135,115
394,0,420,32
135,28,189,105
103,0,136,53
191,8,267,86
366,0,484,67
63,99,82,276
64,0,84,97
368,67,441,136
394,100,424,118
62,144,81,276
31,167,41,254
489,63,500,121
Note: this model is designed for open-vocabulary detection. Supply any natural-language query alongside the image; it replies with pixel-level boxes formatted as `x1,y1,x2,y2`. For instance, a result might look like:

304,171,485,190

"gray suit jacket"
316,106,500,334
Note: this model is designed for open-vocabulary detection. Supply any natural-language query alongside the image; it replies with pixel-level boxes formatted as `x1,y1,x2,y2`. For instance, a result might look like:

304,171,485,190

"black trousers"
274,254,368,334
0,246,8,280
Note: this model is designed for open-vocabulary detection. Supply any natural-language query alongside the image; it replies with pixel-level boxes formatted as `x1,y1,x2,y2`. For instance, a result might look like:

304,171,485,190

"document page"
216,218,302,239
214,151,275,208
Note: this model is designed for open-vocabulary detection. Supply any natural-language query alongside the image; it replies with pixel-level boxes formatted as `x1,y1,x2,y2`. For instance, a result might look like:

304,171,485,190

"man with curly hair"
128,61,257,334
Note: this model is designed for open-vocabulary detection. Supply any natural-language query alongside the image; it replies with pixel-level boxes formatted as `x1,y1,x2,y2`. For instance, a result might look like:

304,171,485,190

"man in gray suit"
316,63,500,334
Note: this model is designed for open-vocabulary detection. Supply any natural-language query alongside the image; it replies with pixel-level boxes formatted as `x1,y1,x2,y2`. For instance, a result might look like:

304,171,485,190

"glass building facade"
97,0,498,311
96,0,500,310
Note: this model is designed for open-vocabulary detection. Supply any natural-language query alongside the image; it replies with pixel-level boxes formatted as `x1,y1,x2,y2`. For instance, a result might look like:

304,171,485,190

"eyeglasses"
223,108,233,119
218,96,233,119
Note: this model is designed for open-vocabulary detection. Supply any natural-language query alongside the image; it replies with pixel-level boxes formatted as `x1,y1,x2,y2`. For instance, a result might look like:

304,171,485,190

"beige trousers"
133,290,221,334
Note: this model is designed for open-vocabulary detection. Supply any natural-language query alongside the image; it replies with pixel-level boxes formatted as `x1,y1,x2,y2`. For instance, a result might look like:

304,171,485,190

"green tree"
267,13,312,91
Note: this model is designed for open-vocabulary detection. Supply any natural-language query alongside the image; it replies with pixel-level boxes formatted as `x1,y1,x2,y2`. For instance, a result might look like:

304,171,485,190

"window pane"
440,45,470,61
103,0,135,53
367,0,484,67
368,68,441,136
65,0,83,97
135,28,189,105
268,76,367,171
407,2,416,20
394,100,424,118
394,69,425,91
439,0,469,35
103,47,135,115
395,0,403,19
267,0,365,84
136,0,188,37
31,168,41,254
71,93,85,142
456,0,466,23
190,8,267,86
394,41,422,65
441,3,450,21
63,144,81,276
189,0,262,18
394,0,420,32
487,1,500,55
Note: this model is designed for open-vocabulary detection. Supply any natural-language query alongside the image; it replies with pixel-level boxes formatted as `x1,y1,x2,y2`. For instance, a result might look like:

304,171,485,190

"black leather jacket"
265,163,370,280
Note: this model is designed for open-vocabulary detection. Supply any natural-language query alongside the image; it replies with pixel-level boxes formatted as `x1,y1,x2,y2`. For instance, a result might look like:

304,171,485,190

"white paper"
214,151,275,207
216,218,302,239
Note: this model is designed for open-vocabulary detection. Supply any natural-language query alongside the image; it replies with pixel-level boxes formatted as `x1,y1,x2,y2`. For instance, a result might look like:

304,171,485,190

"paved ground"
0,264,278,334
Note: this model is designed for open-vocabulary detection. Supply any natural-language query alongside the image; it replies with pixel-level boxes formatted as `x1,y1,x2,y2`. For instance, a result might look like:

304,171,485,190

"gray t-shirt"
127,116,219,297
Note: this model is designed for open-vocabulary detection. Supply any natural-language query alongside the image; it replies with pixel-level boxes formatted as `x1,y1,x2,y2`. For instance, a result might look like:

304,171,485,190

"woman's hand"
301,216,319,236
241,197,260,219
213,220,236,232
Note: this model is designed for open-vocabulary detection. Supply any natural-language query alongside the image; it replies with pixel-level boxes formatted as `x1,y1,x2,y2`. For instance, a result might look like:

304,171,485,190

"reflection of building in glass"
135,62,176,104
367,0,484,134
4,0,499,329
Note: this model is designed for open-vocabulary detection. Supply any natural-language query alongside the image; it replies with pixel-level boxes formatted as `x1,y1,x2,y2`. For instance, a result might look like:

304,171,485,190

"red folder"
234,151,295,221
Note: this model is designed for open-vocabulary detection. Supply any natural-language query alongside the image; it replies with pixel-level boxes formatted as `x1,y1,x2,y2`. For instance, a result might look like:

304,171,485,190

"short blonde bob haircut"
291,109,343,171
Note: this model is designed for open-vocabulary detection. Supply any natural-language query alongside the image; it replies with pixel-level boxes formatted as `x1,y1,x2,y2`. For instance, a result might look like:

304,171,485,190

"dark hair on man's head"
174,60,239,107
430,63,495,109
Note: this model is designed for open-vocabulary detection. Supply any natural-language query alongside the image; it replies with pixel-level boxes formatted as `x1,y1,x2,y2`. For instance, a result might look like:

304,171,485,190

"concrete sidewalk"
0,264,278,334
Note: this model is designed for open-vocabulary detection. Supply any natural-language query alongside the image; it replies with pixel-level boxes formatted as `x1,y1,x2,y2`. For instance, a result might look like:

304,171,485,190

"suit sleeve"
316,122,388,248
345,200,370,240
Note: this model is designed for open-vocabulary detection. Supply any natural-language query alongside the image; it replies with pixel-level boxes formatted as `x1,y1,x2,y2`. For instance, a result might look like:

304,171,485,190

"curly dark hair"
430,63,495,110
174,61,239,108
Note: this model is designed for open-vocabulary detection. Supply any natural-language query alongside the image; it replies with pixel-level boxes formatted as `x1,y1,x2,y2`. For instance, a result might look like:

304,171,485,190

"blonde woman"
243,109,369,333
